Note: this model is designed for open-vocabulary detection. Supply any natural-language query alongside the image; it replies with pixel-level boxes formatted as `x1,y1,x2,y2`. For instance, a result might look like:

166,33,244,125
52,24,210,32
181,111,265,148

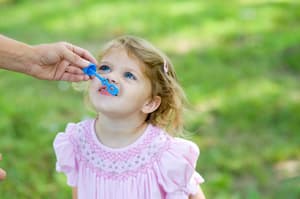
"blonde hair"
98,35,187,136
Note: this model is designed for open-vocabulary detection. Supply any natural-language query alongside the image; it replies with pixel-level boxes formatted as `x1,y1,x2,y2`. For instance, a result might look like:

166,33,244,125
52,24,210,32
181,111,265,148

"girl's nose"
105,76,119,96
106,74,119,85
110,79,117,84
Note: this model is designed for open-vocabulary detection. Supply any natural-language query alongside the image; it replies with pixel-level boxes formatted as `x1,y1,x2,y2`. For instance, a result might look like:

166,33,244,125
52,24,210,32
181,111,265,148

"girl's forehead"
102,46,132,61
101,46,147,72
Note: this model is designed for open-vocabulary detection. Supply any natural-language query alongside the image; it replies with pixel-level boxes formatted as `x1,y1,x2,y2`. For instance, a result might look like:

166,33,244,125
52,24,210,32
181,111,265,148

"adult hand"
0,35,98,82
29,42,97,82
0,154,6,181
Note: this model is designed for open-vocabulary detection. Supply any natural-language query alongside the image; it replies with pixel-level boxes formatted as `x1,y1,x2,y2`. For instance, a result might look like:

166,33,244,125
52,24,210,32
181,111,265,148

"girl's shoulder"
157,132,200,168
53,119,93,149
169,137,200,159
154,127,200,161
53,119,93,187
61,118,93,137
150,126,200,170
67,118,93,132
153,128,204,195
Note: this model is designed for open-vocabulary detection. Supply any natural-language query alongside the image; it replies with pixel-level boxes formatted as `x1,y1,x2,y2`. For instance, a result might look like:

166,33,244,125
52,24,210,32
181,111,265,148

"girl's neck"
94,114,148,148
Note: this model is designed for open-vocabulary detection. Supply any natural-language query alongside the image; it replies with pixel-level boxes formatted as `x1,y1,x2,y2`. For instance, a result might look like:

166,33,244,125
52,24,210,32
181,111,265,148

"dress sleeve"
53,123,78,187
155,138,204,199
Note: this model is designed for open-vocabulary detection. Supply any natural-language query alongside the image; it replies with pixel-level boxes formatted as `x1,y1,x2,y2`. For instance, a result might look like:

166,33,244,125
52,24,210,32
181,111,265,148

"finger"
64,43,98,67
0,154,6,181
65,66,90,81
65,65,86,75
0,168,6,180
71,45,98,64
62,50,89,68
54,60,70,81
55,61,90,82
61,73,90,82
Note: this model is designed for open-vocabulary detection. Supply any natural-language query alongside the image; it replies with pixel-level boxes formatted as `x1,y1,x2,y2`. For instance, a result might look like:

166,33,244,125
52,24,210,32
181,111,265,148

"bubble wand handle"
94,73,119,96
82,64,119,96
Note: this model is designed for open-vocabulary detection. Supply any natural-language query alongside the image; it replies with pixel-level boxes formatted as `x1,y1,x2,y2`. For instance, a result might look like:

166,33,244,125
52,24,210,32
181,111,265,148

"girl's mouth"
98,86,111,96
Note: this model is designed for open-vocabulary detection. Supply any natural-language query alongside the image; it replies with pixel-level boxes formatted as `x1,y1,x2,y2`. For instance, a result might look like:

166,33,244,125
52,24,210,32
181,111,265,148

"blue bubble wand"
82,64,119,96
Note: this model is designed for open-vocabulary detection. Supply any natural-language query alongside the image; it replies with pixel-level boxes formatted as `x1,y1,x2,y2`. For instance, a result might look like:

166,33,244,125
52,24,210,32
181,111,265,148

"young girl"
53,35,206,199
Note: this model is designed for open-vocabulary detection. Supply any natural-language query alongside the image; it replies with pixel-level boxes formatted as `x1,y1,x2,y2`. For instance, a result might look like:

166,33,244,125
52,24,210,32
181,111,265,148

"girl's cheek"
91,78,100,86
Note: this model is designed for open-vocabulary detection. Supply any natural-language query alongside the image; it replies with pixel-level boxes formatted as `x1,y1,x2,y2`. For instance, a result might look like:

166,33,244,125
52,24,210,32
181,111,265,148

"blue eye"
124,72,136,80
98,65,111,73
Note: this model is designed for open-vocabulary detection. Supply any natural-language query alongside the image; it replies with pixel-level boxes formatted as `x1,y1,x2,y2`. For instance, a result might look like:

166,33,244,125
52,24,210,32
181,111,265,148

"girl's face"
88,46,154,118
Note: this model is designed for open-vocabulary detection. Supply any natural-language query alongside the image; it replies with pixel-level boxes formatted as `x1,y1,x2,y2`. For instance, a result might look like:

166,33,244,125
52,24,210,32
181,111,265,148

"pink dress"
53,119,204,199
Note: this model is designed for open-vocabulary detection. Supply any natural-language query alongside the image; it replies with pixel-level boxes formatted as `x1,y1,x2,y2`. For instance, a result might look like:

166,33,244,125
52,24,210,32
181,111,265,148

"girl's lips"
98,86,112,96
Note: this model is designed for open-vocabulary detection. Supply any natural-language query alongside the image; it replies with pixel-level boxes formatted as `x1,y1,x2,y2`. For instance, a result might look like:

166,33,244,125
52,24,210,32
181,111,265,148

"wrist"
0,35,36,75
21,44,39,77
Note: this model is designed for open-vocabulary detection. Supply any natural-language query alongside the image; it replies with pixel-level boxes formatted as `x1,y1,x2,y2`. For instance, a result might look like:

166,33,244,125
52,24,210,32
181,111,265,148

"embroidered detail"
69,120,170,180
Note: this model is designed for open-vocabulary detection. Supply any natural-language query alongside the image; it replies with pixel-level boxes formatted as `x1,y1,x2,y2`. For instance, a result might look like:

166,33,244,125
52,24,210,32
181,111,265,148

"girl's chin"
94,109,125,117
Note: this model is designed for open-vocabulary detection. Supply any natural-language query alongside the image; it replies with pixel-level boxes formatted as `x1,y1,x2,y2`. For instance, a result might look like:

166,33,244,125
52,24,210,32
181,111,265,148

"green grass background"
0,0,300,198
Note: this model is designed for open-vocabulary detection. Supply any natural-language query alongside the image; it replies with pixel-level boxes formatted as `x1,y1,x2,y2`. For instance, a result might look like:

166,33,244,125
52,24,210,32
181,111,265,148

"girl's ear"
142,96,161,114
